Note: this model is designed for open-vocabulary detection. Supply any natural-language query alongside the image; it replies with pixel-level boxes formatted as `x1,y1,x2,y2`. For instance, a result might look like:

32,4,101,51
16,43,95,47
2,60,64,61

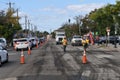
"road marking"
63,54,80,70
77,47,84,50
8,53,16,56
1,77,17,80
95,54,113,58
82,70,91,77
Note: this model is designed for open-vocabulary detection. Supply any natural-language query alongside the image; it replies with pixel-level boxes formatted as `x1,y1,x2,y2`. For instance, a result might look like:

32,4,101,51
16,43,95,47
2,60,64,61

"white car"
71,35,82,46
0,46,8,67
0,38,7,48
15,38,32,51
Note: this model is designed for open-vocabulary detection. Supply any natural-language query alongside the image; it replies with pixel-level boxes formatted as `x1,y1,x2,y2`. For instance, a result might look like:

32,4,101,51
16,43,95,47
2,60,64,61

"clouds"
67,3,105,13
39,3,105,15
40,7,67,15
19,3,107,32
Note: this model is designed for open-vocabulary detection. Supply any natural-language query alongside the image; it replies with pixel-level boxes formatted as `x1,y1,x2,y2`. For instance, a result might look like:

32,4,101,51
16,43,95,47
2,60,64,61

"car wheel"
6,54,8,63
0,57,2,67
72,44,74,46
56,42,58,45
16,48,19,51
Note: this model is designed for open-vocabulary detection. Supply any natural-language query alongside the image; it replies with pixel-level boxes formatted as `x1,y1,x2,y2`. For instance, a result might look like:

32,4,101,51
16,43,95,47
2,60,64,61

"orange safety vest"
86,39,89,44
62,39,67,45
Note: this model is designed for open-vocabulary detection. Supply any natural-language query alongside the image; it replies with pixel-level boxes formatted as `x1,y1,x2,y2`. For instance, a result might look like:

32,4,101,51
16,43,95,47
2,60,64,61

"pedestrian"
62,37,68,52
96,36,100,46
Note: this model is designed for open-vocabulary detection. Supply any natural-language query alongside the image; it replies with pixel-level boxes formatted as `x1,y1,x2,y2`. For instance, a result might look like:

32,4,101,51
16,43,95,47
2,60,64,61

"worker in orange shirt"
82,37,89,51
62,37,68,52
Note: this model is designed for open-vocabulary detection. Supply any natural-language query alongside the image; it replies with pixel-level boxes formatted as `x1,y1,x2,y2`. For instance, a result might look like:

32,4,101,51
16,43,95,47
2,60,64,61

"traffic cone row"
28,47,31,55
20,50,25,64
82,49,87,64
20,40,47,64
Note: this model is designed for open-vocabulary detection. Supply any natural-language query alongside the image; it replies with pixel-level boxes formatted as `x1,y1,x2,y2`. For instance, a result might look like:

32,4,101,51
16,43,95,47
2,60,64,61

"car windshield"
17,39,27,42
31,39,35,41
56,34,65,36
0,39,4,43
73,36,81,38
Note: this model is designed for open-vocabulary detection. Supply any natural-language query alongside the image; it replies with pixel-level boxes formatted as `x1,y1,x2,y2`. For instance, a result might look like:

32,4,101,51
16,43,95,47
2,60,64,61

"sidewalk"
88,43,120,51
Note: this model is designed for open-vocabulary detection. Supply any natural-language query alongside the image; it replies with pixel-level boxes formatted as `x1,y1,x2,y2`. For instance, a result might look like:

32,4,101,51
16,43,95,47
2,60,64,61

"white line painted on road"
95,54,113,58
8,53,16,56
1,77,17,80
82,70,91,77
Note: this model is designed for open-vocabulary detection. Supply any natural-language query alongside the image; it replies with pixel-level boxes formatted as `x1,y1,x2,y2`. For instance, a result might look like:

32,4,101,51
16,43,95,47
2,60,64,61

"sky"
0,0,116,32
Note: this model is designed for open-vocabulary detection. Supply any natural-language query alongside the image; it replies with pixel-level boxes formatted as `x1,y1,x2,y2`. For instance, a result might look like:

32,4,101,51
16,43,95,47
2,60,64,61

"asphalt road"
0,38,120,80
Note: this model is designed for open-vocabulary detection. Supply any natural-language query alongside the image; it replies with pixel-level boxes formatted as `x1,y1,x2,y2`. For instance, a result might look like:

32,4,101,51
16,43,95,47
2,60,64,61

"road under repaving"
0,39,120,80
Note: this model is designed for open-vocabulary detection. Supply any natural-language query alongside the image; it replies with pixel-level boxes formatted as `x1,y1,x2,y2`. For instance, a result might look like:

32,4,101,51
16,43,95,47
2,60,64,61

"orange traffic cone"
28,47,31,55
82,50,87,64
20,50,25,64
36,42,38,48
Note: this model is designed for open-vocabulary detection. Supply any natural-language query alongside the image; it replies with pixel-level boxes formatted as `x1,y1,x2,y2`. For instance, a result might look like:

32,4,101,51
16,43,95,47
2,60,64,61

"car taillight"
16,43,19,45
25,42,28,44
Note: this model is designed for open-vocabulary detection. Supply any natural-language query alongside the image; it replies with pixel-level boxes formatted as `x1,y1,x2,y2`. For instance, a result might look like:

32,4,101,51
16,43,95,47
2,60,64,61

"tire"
5,54,8,63
0,57,2,67
16,48,18,51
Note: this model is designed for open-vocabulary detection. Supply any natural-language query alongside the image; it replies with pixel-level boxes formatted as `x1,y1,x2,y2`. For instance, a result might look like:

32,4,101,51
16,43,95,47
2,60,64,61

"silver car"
0,38,7,48
71,35,82,46
0,46,8,67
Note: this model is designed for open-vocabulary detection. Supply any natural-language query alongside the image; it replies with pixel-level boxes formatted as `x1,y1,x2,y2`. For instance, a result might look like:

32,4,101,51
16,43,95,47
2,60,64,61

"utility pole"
16,8,19,21
6,2,15,11
7,2,15,12
6,1,15,25
25,15,27,30
31,24,33,32
34,25,37,36
28,20,30,31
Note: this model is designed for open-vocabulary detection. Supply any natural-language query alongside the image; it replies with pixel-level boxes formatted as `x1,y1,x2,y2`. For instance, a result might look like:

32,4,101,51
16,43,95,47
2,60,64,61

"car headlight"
71,40,75,43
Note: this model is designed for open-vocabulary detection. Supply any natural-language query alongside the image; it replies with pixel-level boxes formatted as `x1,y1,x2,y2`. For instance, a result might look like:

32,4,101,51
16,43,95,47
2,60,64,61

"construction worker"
86,37,89,47
62,37,68,52
82,37,88,51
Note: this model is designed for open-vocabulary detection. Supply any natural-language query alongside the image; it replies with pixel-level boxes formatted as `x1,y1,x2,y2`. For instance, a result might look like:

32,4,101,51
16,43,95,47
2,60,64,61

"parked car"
0,46,8,67
15,38,32,51
71,35,82,46
39,37,46,43
98,36,119,44
98,36,107,44
109,36,118,44
29,37,39,47
118,36,120,45
0,38,7,48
